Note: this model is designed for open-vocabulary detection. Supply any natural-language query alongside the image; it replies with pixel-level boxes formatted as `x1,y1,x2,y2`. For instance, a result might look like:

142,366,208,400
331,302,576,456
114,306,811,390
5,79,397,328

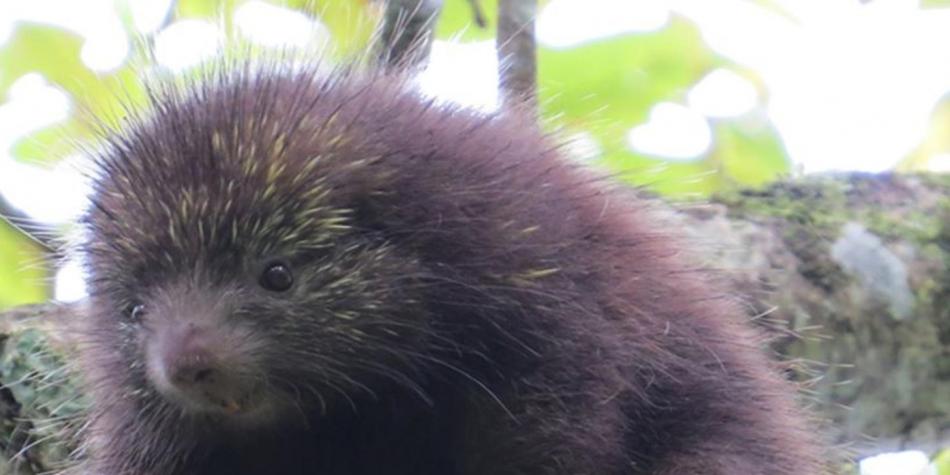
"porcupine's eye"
259,261,294,292
126,303,147,322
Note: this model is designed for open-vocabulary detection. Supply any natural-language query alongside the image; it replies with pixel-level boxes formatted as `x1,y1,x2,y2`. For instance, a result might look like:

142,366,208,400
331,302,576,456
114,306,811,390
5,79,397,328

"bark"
465,0,487,28
683,173,950,459
496,0,537,109
376,0,444,69
0,173,947,470
0,194,59,259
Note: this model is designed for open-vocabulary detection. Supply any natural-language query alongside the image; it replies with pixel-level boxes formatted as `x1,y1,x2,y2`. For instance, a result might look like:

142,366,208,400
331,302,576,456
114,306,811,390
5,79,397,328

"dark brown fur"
76,61,825,474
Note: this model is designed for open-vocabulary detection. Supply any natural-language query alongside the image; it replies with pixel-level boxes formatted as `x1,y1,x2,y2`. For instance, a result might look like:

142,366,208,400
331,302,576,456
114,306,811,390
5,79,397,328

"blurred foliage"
435,0,555,40
936,449,950,474
0,222,45,309
437,0,497,40
0,0,793,309
0,0,793,193
0,24,144,164
537,19,788,196
174,0,240,19
900,96,950,171
0,328,84,471
747,0,797,20
292,0,381,55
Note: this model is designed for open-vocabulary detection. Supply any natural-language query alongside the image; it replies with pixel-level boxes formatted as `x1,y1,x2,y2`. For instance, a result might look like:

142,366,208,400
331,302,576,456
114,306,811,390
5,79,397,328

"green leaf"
537,19,790,198
0,222,48,310
538,19,721,197
714,118,790,187
437,0,497,41
747,0,800,21
600,151,725,198
436,0,552,42
539,19,714,127
0,24,144,164
293,0,379,56
935,448,950,475
175,0,241,20
898,97,950,171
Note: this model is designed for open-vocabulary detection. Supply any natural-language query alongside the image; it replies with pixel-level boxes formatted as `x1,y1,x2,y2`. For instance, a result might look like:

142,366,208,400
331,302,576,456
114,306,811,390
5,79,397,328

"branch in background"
0,301,76,324
465,0,487,28
496,0,537,110
158,0,177,31
0,192,60,259
376,0,445,70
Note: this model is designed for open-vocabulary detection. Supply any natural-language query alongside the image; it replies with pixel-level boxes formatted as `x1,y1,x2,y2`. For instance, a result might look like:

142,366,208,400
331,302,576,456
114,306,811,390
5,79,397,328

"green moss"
917,171,950,190
0,329,85,472
714,174,950,296
716,178,850,231
715,178,851,291
927,203,950,382
713,173,949,456
862,209,937,242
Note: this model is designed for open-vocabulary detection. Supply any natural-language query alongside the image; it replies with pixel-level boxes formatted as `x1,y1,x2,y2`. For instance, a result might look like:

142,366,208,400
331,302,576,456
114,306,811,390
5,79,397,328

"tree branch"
376,0,445,69
0,301,78,330
0,192,60,258
496,0,537,109
465,0,487,28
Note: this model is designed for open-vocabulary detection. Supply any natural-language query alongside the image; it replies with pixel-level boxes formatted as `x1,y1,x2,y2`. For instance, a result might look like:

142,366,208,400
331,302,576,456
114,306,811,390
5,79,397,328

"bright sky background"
3,0,950,227
0,1,947,472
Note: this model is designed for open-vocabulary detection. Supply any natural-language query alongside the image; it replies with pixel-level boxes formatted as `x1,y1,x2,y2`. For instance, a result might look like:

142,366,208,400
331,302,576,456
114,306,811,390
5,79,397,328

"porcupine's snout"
149,323,245,413
143,286,263,417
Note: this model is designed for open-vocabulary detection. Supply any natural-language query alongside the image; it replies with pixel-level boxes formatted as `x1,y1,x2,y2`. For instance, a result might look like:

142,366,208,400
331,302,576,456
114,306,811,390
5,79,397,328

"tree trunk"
685,172,949,459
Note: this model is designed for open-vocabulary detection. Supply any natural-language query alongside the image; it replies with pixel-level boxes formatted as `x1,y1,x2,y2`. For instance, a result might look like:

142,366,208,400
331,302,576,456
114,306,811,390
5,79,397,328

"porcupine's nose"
161,326,221,386
151,322,247,414
169,350,219,387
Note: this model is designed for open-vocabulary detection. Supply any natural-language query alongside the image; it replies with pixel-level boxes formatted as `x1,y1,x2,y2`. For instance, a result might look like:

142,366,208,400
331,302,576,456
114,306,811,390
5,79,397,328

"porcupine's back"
76,61,825,474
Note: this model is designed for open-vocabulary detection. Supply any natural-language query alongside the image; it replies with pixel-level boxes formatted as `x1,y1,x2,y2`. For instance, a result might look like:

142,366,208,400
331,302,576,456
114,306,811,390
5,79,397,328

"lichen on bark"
703,173,950,458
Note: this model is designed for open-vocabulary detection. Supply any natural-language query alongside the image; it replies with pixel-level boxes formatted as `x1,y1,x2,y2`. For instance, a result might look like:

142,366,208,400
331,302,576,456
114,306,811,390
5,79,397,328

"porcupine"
73,60,825,475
